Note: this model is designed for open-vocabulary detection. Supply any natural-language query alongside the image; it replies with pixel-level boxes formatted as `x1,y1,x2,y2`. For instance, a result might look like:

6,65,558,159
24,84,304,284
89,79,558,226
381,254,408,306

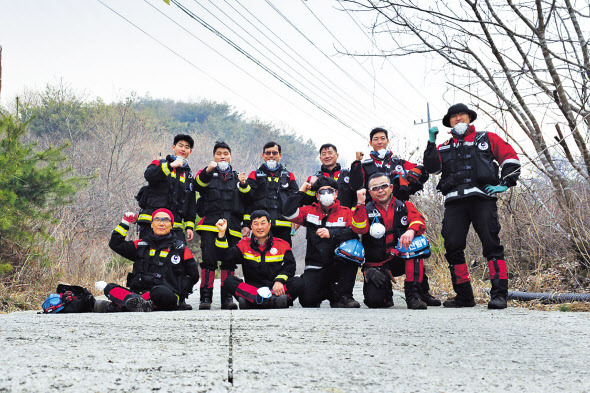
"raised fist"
206,160,217,173
215,218,228,234
170,156,186,168
123,212,138,224
238,172,247,185
356,189,366,205
355,151,364,161
300,181,312,192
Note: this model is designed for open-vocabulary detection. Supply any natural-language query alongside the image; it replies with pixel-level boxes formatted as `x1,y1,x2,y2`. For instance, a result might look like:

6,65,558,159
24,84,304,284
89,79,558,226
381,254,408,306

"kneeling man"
215,210,301,309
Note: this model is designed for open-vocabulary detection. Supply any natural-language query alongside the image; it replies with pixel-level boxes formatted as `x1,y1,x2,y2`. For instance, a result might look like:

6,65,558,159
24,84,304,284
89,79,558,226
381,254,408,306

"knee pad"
150,285,178,310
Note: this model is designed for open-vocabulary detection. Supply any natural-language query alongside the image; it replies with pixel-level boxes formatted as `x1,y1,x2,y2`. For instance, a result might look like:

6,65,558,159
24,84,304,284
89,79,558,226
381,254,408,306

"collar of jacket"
369,150,393,163
250,233,275,253
258,163,284,176
320,163,341,175
451,124,477,143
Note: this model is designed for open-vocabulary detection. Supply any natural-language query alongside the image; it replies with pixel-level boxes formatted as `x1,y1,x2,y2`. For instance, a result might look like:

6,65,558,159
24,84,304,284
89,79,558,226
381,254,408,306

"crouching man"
100,209,199,312
214,210,301,309
352,173,439,309
284,176,362,308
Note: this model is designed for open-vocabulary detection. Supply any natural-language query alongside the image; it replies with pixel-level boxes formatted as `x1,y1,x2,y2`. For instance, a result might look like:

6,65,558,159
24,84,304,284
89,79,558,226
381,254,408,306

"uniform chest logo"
478,142,489,150
270,247,278,255
171,255,181,264
395,165,403,173
343,176,349,183
401,216,408,226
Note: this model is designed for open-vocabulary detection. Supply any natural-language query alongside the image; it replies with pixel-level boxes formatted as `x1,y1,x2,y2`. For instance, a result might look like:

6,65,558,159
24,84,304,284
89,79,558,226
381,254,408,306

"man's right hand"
356,188,366,204
206,160,218,173
241,227,251,238
300,181,312,192
122,212,138,224
215,219,227,236
364,268,388,288
428,126,439,143
355,151,364,161
170,156,185,168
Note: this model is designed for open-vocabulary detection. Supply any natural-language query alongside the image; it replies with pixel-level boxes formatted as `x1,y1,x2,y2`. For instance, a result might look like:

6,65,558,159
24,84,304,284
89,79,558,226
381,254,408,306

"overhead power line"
264,0,405,120
169,0,367,139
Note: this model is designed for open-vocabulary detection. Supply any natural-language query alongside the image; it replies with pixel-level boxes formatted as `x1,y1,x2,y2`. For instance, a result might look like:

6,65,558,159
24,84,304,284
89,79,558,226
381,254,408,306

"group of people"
97,103,520,313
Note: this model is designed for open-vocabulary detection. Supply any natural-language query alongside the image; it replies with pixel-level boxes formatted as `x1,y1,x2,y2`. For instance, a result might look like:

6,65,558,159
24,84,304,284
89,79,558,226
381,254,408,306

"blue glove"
428,126,438,143
485,185,508,195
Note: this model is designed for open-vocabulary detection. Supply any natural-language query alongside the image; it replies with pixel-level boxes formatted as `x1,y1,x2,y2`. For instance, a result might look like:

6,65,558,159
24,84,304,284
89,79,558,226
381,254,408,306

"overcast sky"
0,0,458,162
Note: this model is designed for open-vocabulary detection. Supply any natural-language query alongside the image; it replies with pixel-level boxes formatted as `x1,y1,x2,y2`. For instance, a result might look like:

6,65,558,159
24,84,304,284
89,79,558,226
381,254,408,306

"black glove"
364,268,388,288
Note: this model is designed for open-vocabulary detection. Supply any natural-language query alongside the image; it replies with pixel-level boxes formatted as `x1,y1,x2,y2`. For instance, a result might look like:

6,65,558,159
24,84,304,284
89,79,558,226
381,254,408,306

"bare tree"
341,0,589,203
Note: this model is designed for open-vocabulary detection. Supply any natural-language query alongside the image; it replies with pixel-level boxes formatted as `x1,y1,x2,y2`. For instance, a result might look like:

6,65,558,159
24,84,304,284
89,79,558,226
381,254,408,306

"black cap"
311,176,338,191
442,103,477,128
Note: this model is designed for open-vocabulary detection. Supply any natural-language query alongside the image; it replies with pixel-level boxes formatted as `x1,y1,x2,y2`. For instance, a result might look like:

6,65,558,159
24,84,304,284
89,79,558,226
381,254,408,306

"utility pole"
413,102,441,129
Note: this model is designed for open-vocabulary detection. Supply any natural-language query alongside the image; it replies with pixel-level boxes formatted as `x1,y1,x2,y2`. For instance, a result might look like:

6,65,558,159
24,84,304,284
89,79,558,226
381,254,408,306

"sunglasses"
317,188,335,195
369,183,391,192
263,151,280,156
153,217,172,223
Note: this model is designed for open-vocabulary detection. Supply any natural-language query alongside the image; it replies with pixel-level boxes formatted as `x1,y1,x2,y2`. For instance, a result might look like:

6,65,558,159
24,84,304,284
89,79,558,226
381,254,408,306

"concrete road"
1,283,589,392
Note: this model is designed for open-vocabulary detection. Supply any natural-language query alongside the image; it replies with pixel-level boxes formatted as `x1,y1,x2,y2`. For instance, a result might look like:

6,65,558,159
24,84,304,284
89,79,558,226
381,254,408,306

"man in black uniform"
302,143,355,208
101,209,199,312
350,127,428,202
215,210,301,309
136,134,196,243
194,141,249,310
423,103,520,309
244,142,298,245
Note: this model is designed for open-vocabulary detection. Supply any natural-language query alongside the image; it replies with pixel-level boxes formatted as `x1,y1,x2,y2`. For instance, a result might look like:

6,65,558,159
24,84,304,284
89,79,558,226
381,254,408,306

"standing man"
194,141,250,310
244,142,298,245
284,176,361,308
136,134,196,243
102,209,199,312
352,174,436,309
214,210,301,309
423,103,520,309
302,143,355,208
349,127,428,202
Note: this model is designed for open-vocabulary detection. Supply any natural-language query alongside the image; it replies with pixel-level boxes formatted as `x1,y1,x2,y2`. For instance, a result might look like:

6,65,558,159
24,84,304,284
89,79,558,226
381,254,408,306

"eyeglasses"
369,183,391,192
263,151,280,156
317,188,335,195
153,217,172,224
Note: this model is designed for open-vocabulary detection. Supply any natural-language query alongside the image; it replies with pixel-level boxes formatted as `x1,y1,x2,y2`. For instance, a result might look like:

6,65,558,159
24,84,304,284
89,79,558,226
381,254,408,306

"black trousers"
199,231,239,270
271,226,292,246
223,275,302,305
299,259,359,307
104,283,178,311
441,197,504,266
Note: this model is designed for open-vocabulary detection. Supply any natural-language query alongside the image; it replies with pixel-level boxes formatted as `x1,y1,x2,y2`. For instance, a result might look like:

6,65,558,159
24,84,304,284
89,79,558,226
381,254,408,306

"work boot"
384,297,394,308
404,281,427,310
443,281,476,308
93,299,112,313
238,297,250,310
421,275,441,306
177,302,193,311
270,294,289,309
331,296,361,308
220,288,238,310
199,286,213,310
488,278,508,309
125,296,154,312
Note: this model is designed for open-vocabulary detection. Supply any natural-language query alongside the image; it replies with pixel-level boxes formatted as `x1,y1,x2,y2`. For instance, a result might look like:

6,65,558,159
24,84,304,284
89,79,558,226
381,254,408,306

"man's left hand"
485,185,508,195
398,229,415,248
316,228,330,238
186,229,194,241
272,281,286,296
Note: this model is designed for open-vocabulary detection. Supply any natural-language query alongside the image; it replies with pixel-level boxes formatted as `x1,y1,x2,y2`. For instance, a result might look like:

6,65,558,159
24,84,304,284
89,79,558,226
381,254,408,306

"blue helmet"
395,235,431,259
335,239,365,265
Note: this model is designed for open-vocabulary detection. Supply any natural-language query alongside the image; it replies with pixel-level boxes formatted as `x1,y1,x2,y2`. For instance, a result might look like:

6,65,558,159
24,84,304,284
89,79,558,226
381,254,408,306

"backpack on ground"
41,284,95,314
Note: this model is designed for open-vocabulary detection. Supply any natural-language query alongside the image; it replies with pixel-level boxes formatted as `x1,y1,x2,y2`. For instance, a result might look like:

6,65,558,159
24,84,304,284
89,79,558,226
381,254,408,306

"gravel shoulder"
1,283,589,392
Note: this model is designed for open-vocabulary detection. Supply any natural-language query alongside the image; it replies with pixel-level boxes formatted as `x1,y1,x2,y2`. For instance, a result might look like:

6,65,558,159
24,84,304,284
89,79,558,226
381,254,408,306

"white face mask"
319,193,335,207
257,287,272,298
265,160,278,171
376,149,389,159
369,222,386,239
217,161,230,172
452,122,469,136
